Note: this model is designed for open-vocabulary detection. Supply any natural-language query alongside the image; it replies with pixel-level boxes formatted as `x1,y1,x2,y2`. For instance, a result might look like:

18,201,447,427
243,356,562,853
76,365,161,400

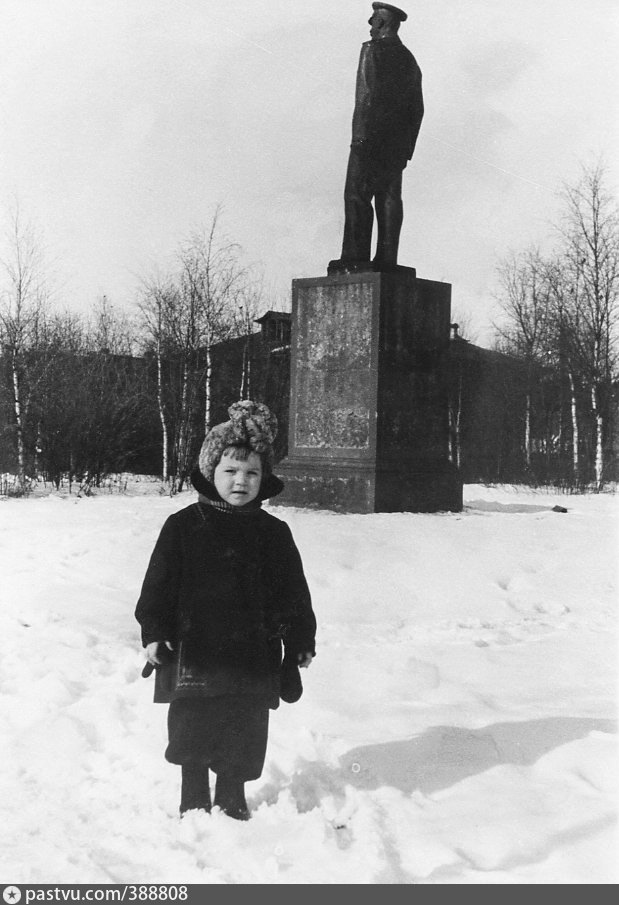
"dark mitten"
280,651,303,703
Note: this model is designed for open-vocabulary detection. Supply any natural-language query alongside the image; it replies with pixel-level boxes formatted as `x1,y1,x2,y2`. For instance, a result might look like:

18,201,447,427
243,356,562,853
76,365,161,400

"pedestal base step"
276,457,462,514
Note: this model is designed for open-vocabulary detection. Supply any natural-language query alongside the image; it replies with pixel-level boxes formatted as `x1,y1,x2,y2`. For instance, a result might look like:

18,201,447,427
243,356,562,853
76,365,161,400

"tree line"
0,206,267,494
489,162,619,488
2,164,618,494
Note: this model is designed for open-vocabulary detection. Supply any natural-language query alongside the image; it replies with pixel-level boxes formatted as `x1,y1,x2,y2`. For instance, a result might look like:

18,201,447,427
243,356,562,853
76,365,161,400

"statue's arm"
406,66,425,159
351,43,376,146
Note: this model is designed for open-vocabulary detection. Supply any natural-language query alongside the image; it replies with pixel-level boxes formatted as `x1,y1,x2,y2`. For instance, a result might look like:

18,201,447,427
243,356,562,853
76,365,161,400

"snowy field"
0,482,617,884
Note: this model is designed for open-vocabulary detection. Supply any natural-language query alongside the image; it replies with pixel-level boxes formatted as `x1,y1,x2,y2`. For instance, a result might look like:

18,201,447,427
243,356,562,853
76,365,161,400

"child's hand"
146,640,174,665
297,652,314,668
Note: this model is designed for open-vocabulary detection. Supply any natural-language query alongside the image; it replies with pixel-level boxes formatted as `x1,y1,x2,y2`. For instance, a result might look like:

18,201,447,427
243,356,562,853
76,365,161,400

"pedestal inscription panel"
292,279,378,456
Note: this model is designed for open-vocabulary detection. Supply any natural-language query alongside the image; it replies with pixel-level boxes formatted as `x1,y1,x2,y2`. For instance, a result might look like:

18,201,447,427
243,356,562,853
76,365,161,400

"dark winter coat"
134,493,316,708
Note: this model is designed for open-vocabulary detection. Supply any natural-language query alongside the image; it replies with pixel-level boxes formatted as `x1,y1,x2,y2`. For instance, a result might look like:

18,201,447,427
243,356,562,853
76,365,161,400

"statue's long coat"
352,35,424,166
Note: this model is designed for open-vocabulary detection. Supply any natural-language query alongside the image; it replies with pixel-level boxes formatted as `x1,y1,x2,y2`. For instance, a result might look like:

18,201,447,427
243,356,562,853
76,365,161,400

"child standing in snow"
135,401,316,820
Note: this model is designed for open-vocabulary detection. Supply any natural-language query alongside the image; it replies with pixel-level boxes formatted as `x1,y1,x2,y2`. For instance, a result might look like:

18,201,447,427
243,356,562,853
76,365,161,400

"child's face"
213,449,263,506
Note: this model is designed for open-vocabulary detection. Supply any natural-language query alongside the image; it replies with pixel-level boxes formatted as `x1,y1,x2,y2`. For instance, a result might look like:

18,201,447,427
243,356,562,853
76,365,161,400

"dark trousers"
341,147,405,266
165,695,270,781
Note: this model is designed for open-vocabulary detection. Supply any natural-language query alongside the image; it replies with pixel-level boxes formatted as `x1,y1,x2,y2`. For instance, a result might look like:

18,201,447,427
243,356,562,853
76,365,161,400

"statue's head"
368,3,407,39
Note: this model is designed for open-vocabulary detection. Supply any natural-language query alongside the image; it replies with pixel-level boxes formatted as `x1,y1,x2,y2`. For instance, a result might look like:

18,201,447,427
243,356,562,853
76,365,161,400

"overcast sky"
1,0,618,344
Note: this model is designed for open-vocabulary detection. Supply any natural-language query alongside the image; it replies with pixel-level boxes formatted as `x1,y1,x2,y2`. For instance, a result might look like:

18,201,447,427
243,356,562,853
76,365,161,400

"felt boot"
180,762,211,815
214,774,250,821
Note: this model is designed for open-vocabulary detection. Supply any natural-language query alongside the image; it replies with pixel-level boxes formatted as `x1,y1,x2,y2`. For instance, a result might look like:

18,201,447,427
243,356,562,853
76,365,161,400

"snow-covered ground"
0,483,617,884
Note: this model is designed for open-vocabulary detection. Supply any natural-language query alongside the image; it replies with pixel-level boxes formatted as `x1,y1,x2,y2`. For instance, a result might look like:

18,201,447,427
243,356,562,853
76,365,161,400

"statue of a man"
329,3,424,273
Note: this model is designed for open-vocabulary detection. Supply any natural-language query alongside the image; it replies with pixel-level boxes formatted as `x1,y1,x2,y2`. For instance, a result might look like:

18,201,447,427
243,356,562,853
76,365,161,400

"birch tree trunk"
11,354,26,484
524,392,531,469
591,384,604,486
567,371,579,481
156,344,169,483
174,359,190,493
204,344,212,435
239,343,247,402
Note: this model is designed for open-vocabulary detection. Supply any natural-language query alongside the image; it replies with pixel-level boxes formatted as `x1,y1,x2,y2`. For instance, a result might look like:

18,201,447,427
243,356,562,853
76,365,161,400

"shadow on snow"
256,717,616,812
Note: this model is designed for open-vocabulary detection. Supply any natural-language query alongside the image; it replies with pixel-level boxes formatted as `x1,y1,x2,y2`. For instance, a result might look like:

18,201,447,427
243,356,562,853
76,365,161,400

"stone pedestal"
276,266,463,513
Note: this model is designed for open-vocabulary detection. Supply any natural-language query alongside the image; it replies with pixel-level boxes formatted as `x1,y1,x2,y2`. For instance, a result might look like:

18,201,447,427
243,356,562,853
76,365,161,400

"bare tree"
447,312,481,470
0,207,52,485
232,282,265,401
178,210,249,434
557,162,619,486
137,274,179,483
137,209,256,492
29,309,85,488
490,163,619,487
88,295,136,356
70,299,150,489
493,246,553,470
542,257,585,482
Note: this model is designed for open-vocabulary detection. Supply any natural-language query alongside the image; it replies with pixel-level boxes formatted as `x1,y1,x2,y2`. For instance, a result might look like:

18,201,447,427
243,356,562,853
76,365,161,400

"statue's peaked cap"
372,2,407,21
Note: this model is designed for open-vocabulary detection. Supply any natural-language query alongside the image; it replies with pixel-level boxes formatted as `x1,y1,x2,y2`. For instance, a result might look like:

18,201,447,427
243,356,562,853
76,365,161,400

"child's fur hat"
197,400,278,481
